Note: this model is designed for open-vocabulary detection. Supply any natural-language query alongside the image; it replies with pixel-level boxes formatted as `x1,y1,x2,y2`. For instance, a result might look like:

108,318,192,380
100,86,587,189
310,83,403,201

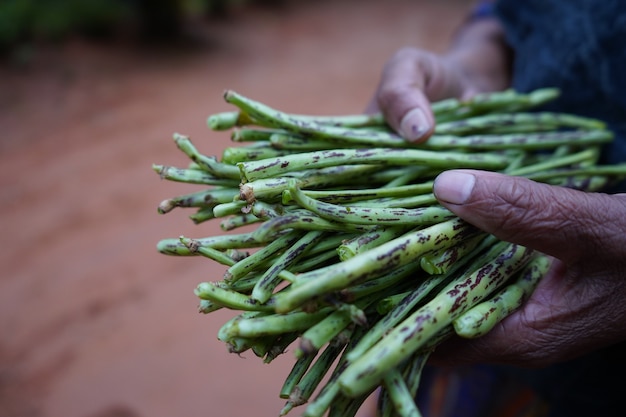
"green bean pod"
237,147,511,182
435,112,605,135
280,341,347,416
251,231,325,303
251,209,374,242
337,242,534,397
156,231,262,256
287,180,454,226
173,133,241,179
272,218,479,314
207,110,256,130
382,367,422,417
194,282,275,312
152,164,240,187
453,254,552,338
226,308,334,339
337,226,412,261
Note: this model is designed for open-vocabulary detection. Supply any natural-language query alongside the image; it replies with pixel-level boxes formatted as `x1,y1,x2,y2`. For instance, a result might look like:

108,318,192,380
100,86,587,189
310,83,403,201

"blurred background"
0,1,473,416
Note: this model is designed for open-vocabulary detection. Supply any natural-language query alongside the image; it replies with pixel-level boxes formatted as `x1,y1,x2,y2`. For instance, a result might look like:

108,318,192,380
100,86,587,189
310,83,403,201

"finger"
432,170,626,264
376,50,435,142
376,49,468,142
430,258,565,365
429,257,618,367
363,96,380,115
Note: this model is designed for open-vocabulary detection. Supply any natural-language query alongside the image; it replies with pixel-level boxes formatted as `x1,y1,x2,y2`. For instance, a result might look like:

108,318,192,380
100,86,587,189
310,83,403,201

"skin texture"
432,171,626,367
372,15,626,367
367,18,511,142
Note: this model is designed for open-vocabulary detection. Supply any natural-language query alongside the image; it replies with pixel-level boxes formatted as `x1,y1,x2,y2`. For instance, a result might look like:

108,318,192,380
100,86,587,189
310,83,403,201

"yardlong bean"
153,87,626,417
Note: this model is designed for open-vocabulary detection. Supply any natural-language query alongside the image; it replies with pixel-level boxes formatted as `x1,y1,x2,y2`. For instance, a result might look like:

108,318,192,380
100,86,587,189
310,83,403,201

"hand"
366,48,477,142
431,170,626,367
367,18,511,142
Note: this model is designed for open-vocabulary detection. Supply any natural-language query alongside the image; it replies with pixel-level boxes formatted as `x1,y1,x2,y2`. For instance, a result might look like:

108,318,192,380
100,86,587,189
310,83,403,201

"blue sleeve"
494,0,626,170
468,1,495,21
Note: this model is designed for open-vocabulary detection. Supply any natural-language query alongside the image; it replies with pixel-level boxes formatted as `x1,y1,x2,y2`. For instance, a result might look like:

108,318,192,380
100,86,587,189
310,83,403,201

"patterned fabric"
415,365,548,417
415,344,626,417
410,1,626,416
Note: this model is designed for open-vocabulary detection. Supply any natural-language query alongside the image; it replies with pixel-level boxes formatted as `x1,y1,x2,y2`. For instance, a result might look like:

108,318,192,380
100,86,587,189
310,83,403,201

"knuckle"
480,178,576,243
376,83,406,110
389,46,422,63
484,307,567,367
512,310,563,366
578,193,626,259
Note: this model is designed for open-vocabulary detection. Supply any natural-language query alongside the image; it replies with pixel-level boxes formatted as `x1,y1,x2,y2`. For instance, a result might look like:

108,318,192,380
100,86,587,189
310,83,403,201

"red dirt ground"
0,1,471,416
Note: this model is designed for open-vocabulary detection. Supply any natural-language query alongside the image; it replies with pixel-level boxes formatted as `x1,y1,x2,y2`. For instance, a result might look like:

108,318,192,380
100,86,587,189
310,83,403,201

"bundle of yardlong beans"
154,88,626,417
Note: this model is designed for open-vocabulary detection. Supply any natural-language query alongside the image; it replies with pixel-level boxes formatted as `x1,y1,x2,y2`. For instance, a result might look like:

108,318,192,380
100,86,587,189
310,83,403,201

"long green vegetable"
154,88,626,417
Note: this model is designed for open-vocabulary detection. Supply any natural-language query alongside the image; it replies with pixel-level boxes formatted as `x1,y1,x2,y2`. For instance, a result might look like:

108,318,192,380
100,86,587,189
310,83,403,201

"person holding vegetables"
368,0,626,416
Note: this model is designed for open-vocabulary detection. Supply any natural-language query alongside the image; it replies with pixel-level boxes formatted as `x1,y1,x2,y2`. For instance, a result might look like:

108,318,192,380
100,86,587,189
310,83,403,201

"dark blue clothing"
494,1,626,415
415,1,626,416
496,0,626,171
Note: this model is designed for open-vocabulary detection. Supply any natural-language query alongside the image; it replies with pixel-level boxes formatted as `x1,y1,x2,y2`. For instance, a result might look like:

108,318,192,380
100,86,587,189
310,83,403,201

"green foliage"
0,0,34,46
0,0,289,53
0,0,131,49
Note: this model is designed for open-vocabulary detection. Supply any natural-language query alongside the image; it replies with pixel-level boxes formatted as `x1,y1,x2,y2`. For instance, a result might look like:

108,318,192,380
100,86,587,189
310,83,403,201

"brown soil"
0,1,471,416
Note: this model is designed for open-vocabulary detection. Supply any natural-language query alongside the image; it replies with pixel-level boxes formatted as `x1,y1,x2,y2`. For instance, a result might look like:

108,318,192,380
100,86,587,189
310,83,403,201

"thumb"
432,170,626,264
375,49,461,142
377,76,435,143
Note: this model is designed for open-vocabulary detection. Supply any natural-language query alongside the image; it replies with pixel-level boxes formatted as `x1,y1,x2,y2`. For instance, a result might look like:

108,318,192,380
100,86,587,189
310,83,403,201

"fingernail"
434,171,475,204
400,107,430,141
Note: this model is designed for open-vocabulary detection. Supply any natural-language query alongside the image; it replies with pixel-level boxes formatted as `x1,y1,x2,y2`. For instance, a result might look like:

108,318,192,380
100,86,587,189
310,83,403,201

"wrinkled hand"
366,48,478,143
369,18,510,142
431,170,626,367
